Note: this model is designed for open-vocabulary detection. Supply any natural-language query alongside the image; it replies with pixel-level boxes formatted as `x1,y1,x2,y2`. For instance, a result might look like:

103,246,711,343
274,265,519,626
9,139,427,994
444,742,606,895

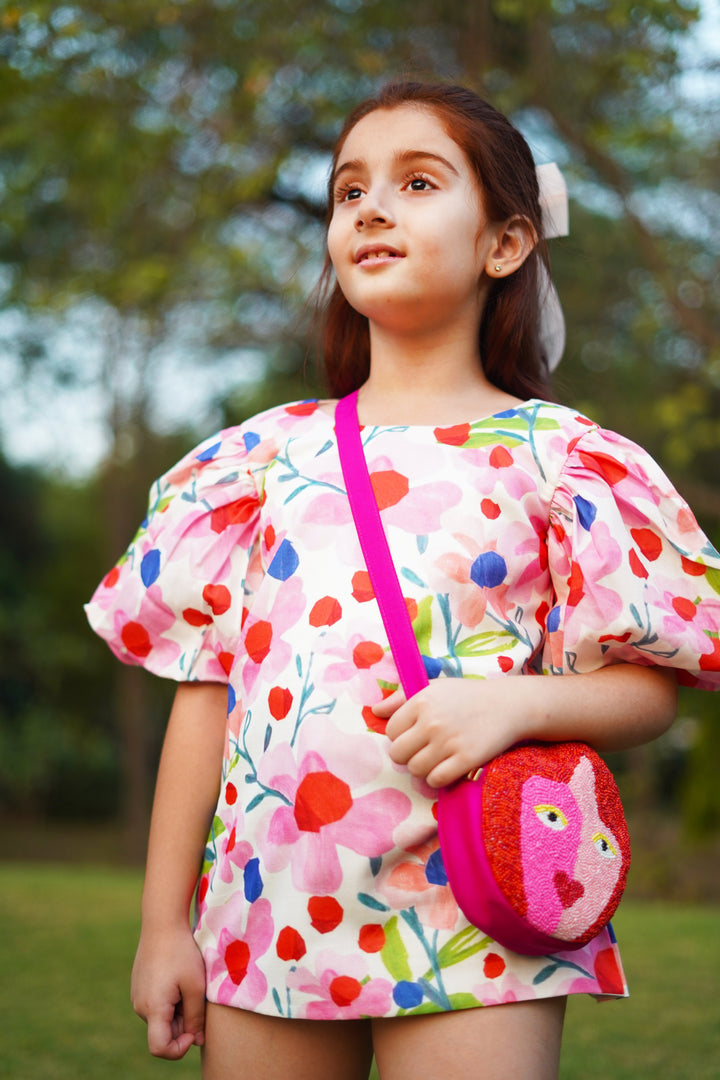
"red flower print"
483,953,506,979
352,640,385,668
490,446,513,468
434,423,470,446
578,450,628,486
351,571,375,602
121,621,152,658
566,562,585,607
629,549,649,579
268,686,293,720
309,596,342,627
276,926,307,961
481,498,501,519
183,608,213,627
699,636,720,671
358,924,386,953
103,566,119,588
630,528,662,562
225,939,251,985
593,947,625,996
308,896,344,933
203,583,232,615
245,620,273,663
672,597,696,622
369,470,409,509
210,495,258,534
329,975,362,1006
294,772,353,832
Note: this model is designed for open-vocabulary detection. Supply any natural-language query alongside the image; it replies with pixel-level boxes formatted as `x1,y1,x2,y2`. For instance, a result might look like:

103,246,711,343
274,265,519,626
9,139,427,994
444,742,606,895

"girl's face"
328,104,498,340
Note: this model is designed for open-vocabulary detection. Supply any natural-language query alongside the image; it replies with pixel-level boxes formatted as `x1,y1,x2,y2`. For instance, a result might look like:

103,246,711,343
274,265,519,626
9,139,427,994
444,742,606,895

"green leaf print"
422,925,492,979
455,631,519,658
462,431,524,450
200,814,226,875
412,595,434,656
401,992,482,1016
380,916,413,982
705,566,720,597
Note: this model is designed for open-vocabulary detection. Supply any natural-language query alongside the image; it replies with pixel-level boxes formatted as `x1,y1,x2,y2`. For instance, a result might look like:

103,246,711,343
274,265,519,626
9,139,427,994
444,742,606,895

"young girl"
86,82,720,1080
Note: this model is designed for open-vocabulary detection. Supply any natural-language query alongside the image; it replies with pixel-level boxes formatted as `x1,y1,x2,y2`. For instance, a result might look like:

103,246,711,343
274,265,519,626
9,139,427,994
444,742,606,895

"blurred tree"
1,0,717,851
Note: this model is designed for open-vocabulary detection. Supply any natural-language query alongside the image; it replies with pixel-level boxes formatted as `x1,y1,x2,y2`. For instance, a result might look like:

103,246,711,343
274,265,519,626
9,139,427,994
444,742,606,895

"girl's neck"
356,326,523,427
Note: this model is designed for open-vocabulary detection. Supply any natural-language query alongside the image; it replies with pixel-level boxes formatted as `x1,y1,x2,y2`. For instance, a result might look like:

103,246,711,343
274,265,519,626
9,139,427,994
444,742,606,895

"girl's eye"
406,175,434,192
334,183,364,203
534,805,568,831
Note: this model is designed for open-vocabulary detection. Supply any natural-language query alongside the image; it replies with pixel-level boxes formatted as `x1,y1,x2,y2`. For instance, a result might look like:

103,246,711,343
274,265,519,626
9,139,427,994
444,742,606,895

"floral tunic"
86,398,720,1019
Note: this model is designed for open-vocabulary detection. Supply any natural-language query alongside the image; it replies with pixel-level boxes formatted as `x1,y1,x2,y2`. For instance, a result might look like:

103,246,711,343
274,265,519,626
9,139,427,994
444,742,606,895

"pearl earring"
494,264,502,272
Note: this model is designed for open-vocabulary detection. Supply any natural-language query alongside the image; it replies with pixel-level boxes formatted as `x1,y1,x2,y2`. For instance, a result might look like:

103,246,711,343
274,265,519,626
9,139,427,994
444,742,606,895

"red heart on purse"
554,870,585,909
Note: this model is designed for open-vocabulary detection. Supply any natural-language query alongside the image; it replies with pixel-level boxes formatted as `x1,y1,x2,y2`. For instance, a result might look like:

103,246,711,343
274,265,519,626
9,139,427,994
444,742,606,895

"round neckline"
315,397,545,430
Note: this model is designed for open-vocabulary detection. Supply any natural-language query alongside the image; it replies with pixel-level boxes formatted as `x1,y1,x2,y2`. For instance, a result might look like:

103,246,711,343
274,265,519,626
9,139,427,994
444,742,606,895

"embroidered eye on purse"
335,391,631,956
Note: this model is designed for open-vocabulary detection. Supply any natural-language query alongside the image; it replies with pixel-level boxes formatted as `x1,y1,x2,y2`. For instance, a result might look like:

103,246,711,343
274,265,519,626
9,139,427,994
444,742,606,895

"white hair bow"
536,163,568,370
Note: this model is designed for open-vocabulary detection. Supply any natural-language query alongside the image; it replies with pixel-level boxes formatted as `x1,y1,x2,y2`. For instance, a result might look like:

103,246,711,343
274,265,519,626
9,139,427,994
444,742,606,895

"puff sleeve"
544,425,720,689
85,426,271,682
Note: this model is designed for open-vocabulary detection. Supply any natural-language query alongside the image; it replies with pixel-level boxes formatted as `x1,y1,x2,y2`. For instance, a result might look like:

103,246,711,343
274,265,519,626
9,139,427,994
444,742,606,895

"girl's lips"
355,246,405,264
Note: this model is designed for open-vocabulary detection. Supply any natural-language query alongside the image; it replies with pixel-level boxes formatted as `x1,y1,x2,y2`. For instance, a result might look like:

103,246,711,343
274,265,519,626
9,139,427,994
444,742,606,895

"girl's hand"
131,924,207,1060
374,678,531,788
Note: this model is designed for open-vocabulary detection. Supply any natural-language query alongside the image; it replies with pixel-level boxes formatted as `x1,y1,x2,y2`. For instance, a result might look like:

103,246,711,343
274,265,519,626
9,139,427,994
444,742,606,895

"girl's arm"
131,681,227,1060
375,663,678,788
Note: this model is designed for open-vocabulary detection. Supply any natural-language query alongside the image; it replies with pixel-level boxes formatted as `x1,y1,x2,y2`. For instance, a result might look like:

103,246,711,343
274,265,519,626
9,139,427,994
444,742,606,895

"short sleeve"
85,426,270,682
544,425,720,689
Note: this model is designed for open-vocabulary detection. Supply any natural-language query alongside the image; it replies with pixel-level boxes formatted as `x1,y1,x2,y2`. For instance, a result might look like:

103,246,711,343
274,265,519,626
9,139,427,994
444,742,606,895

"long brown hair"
317,82,555,401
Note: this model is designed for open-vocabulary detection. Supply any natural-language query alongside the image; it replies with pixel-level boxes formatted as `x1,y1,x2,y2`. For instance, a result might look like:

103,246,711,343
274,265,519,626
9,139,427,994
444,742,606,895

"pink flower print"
286,950,393,1019
474,970,530,1006
240,575,306,697
113,583,181,669
375,839,459,930
217,823,254,885
203,895,274,1010
317,627,400,706
255,719,411,894
661,591,720,657
381,480,462,535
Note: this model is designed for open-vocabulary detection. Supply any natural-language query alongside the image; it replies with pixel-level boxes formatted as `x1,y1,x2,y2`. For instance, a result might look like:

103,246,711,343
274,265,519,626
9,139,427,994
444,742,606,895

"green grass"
1,864,718,1079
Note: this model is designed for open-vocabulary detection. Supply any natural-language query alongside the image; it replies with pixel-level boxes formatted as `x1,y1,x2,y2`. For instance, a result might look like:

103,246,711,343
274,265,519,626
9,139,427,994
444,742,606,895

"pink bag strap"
335,391,429,699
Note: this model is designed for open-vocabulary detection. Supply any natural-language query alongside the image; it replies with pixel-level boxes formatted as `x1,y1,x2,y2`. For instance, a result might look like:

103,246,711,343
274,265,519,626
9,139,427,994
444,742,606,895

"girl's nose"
354,192,394,230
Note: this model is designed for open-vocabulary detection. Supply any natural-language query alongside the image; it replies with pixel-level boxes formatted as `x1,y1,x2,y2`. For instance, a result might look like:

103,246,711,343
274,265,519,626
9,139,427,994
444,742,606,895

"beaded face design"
483,742,630,945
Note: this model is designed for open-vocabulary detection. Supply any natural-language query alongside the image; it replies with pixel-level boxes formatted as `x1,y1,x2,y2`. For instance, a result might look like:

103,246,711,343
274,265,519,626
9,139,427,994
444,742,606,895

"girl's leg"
202,1002,374,1080
371,996,567,1080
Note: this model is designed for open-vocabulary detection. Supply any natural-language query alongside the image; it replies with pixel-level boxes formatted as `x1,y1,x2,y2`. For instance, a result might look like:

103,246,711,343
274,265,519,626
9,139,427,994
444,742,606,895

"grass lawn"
1,864,718,1079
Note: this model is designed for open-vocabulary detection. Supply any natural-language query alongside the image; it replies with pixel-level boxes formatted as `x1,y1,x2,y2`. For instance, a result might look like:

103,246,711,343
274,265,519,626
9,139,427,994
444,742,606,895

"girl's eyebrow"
333,149,461,185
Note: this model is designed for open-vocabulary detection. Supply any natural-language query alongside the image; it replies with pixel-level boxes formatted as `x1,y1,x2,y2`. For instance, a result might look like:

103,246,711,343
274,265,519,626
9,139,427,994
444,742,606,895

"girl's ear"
483,216,537,279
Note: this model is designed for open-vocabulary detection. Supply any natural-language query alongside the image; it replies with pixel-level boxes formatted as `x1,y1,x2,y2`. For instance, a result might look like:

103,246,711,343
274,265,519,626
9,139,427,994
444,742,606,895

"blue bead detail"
140,549,161,587
470,551,507,589
425,848,448,886
243,858,263,902
573,494,597,531
268,539,300,580
393,981,424,1008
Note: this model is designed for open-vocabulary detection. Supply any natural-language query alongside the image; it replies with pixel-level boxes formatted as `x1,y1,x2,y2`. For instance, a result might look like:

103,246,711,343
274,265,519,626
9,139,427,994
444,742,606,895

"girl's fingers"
371,688,406,717
180,981,207,1047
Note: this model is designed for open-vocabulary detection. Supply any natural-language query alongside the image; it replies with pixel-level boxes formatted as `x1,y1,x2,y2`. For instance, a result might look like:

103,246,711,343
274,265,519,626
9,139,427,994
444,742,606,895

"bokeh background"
1,2,719,1077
